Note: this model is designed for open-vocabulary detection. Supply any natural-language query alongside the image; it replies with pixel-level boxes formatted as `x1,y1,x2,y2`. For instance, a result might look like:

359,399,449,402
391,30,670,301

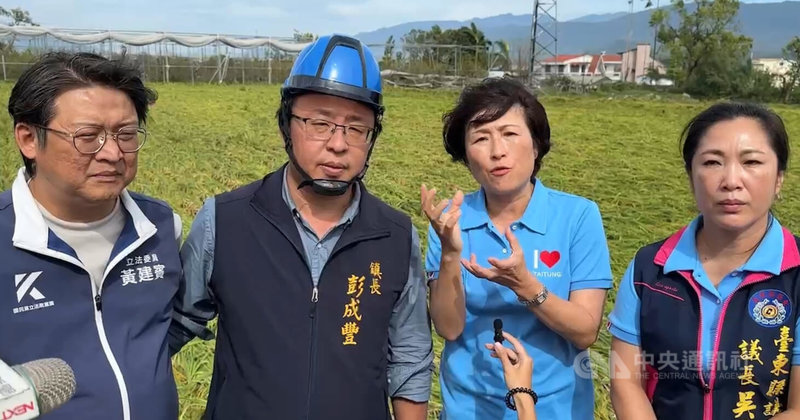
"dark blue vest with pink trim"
633,226,800,420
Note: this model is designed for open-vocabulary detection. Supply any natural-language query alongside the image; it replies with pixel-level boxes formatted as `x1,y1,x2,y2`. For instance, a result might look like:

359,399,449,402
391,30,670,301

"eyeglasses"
291,114,374,146
33,124,148,154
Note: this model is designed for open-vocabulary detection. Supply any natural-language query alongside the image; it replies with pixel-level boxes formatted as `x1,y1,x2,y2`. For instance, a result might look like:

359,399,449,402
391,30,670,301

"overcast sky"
15,0,794,37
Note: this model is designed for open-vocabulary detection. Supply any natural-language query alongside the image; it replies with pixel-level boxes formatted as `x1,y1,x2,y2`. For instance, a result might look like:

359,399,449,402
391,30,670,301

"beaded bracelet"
504,387,538,411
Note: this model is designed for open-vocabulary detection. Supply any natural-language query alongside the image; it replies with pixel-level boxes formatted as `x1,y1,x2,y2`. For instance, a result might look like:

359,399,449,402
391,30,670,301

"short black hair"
442,77,551,178
680,102,789,174
8,52,157,176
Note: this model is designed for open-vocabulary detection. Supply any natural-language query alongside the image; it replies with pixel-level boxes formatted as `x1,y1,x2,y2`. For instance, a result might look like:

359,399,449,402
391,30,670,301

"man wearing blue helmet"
169,34,434,419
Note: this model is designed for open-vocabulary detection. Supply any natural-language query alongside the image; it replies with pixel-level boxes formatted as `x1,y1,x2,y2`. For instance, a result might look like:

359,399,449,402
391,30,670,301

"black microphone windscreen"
493,318,503,330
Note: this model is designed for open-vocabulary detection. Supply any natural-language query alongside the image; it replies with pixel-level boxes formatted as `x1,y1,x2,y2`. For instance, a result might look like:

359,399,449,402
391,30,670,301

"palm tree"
491,40,511,71
460,22,491,61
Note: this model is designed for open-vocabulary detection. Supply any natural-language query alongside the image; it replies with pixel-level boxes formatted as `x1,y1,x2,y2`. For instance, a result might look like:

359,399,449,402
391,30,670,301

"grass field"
2,82,799,419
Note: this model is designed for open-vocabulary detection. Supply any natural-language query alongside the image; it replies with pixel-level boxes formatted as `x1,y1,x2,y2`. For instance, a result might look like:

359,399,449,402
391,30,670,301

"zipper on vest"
306,286,319,419
696,296,713,420
704,273,778,420
91,283,131,420
678,271,713,420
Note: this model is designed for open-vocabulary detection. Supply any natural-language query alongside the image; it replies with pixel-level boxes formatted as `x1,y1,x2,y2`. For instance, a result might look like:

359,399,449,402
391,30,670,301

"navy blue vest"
205,168,412,420
0,189,180,420
634,226,800,420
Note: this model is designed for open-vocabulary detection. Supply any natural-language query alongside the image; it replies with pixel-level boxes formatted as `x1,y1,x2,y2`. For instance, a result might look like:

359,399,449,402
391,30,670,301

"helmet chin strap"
285,138,376,197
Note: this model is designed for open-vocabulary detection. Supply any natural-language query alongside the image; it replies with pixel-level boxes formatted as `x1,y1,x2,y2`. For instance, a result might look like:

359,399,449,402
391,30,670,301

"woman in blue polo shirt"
421,77,613,419
609,102,800,419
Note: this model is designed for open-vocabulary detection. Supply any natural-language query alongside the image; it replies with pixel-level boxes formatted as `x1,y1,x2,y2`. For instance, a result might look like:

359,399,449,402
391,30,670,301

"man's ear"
15,123,40,161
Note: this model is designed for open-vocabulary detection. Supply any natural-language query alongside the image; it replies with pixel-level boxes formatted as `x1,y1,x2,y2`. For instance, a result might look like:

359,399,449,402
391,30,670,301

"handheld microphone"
0,358,76,419
493,318,504,343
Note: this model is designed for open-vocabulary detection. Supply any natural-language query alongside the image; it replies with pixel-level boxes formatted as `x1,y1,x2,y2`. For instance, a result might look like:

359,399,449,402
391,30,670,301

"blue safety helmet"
282,34,383,112
278,34,384,196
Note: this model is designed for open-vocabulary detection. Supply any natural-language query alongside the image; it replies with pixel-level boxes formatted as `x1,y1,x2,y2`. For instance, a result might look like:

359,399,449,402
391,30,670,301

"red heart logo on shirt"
540,250,561,268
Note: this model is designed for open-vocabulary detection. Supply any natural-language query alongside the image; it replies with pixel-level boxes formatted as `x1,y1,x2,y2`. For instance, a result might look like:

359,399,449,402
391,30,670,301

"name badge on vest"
341,261,384,347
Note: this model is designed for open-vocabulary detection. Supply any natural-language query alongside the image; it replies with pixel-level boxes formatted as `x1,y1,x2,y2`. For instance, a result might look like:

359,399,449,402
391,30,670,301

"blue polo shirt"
425,179,613,420
609,215,800,381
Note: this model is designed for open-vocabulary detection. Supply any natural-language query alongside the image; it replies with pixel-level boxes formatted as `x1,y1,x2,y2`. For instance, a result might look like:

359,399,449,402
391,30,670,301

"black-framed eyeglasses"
291,114,374,146
33,124,148,155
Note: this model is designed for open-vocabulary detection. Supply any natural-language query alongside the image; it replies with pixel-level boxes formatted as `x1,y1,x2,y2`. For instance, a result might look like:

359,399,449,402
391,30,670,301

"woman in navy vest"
609,102,800,419
421,77,613,419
